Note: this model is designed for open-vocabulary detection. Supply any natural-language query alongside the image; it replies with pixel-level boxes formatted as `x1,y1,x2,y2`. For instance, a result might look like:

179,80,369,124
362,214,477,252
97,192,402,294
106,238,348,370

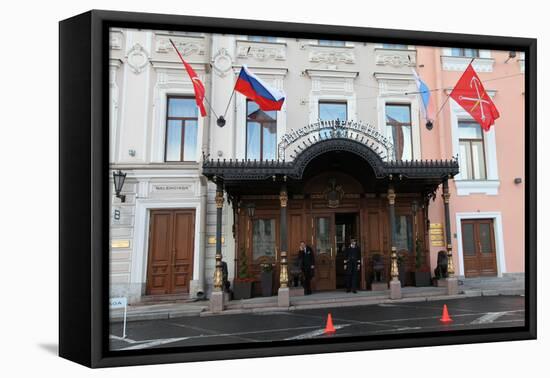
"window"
385,104,413,161
382,43,407,49
318,40,345,47
315,217,331,254
246,100,277,160
395,215,413,253
319,101,347,122
450,48,479,58
248,35,277,42
252,218,276,260
458,121,487,180
165,97,198,162
319,101,347,139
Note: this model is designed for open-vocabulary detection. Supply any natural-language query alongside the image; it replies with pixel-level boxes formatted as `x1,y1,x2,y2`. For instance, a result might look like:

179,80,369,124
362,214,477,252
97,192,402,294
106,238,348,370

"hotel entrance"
311,212,360,291
202,124,459,296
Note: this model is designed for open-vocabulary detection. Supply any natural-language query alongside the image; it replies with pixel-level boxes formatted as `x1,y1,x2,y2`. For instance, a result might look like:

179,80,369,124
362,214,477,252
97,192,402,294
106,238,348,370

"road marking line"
470,311,510,324
109,334,136,343
118,337,190,350
370,319,525,334
371,309,524,324
285,324,350,340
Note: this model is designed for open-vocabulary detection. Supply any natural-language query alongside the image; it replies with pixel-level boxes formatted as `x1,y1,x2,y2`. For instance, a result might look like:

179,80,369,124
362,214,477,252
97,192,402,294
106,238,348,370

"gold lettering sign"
430,234,444,241
430,228,444,235
431,241,445,247
430,223,443,228
208,236,225,244
111,240,130,248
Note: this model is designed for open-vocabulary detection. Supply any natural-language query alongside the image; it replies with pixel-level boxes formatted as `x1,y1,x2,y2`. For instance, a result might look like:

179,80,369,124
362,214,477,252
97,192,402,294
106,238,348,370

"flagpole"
429,57,476,129
169,39,219,119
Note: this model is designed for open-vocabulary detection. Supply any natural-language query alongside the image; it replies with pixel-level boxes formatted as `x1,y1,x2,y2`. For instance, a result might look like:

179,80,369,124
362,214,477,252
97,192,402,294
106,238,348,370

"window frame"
385,102,414,161
450,48,480,58
248,35,277,43
164,95,199,162
458,120,488,180
318,100,348,122
245,100,278,161
318,39,346,47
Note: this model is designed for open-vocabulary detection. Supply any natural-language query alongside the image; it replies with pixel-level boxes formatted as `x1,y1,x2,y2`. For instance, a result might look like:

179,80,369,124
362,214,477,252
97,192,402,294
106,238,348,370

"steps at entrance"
139,293,190,305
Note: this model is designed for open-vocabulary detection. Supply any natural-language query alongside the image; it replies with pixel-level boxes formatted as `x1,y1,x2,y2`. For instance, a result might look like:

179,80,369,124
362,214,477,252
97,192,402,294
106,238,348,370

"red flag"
169,39,207,117
449,63,500,131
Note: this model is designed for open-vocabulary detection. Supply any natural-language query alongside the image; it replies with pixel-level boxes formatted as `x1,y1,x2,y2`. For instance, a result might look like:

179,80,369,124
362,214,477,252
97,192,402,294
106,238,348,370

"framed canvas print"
59,9,536,368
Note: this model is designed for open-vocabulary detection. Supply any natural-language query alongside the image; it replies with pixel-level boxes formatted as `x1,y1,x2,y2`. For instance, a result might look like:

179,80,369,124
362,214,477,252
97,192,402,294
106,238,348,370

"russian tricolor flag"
234,65,285,111
412,68,433,122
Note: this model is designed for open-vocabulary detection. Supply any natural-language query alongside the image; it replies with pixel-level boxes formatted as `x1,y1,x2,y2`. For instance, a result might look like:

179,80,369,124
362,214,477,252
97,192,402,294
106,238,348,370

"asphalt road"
109,295,525,351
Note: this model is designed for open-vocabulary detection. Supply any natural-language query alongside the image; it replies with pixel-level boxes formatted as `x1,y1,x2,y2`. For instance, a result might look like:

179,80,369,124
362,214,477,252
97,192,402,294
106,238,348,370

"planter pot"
232,280,253,300
260,271,273,297
414,271,432,287
398,267,407,286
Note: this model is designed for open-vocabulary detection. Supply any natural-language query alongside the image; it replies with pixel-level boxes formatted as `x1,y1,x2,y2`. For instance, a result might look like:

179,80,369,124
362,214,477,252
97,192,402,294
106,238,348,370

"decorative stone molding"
441,56,495,72
374,48,416,67
236,40,286,62
518,52,525,73
454,180,500,196
211,47,233,77
126,43,149,74
155,36,205,56
110,30,123,50
308,45,355,69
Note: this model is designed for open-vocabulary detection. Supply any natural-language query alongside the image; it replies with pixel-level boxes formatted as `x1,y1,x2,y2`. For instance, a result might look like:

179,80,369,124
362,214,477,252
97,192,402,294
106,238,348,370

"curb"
110,289,524,321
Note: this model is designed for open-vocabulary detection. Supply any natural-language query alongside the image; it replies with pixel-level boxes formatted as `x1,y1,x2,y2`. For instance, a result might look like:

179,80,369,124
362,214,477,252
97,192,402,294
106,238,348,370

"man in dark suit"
298,241,315,295
344,238,361,293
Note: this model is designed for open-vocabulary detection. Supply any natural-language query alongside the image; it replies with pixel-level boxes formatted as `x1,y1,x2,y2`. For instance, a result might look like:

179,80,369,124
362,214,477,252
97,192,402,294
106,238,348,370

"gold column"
279,251,289,288
279,186,289,288
213,188,224,291
388,188,399,281
442,183,455,278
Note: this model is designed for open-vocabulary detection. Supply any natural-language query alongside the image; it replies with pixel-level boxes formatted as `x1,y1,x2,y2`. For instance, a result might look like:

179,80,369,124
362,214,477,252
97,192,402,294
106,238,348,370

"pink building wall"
416,47,525,276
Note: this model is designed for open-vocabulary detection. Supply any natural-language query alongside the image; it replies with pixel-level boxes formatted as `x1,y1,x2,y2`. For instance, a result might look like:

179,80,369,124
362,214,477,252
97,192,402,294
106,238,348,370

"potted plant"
260,262,274,297
414,238,431,286
397,251,407,285
232,248,254,300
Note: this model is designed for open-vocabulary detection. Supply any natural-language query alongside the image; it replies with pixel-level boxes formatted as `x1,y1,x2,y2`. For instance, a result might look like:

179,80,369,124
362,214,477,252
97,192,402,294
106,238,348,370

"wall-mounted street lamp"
411,200,418,215
246,202,256,218
113,170,127,203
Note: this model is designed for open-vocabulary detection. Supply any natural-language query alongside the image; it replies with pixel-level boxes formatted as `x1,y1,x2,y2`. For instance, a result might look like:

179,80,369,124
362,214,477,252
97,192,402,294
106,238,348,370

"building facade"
108,28,524,304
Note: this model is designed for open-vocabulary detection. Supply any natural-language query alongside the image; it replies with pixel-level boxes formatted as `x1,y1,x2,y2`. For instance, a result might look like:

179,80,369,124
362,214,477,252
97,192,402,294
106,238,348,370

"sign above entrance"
278,119,395,161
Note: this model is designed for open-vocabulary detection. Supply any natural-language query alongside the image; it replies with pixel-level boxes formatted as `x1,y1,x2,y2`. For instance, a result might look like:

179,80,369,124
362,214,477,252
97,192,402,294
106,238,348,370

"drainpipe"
196,176,208,299
196,34,213,299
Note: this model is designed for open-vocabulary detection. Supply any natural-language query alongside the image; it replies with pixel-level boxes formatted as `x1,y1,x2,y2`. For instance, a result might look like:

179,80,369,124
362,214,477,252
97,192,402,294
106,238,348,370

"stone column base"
278,287,290,307
371,282,388,291
389,280,402,299
446,277,459,295
209,290,224,313
289,287,304,297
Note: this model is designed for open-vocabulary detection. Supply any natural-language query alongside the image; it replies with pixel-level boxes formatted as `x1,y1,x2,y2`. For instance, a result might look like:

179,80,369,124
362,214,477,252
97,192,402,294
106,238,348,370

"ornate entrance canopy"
202,137,459,198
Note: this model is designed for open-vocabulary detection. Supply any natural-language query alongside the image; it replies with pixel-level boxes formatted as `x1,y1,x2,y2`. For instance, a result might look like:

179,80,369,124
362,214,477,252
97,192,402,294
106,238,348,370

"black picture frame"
59,9,537,368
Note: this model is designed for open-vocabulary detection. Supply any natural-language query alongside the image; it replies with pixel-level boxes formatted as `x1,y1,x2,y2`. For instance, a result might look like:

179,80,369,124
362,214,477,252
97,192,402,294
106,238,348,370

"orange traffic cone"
440,304,453,323
324,313,336,334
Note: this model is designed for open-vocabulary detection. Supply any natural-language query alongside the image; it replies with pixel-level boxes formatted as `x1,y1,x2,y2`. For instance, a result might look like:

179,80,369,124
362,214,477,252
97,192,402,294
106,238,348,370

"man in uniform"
298,241,315,295
344,238,361,293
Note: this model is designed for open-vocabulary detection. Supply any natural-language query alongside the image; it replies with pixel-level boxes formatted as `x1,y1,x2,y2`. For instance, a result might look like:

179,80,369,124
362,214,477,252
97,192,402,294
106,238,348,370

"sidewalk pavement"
110,275,524,322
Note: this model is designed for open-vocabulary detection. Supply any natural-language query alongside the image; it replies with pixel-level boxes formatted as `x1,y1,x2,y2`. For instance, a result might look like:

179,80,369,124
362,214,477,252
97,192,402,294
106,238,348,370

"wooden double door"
146,209,195,295
461,219,497,277
309,212,360,291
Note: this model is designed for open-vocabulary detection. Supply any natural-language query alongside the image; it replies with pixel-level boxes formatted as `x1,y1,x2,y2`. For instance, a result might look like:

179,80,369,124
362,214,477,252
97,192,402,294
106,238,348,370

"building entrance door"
146,209,195,295
461,219,497,277
311,214,335,291
310,212,360,291
335,213,360,289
